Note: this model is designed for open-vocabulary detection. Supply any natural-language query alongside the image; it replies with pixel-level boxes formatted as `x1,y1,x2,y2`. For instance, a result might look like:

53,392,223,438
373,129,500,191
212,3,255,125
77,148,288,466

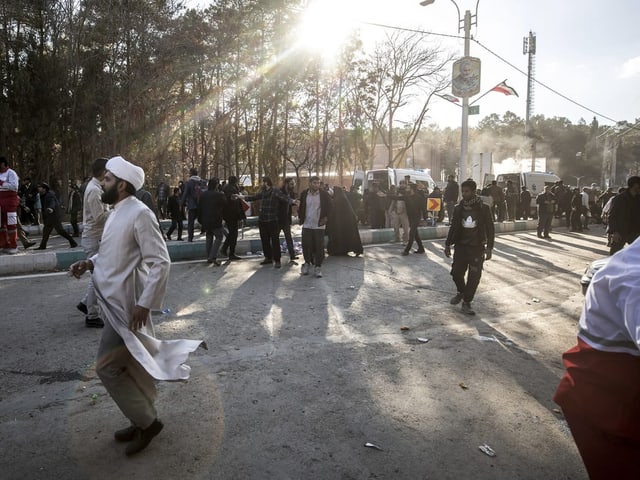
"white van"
496,171,561,217
362,168,436,193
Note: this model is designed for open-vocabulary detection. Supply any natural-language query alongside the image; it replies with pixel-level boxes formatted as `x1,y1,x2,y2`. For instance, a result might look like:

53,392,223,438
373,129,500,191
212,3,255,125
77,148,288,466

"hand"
484,248,492,261
129,305,150,331
444,245,451,258
69,260,92,278
47,208,53,214
318,216,327,226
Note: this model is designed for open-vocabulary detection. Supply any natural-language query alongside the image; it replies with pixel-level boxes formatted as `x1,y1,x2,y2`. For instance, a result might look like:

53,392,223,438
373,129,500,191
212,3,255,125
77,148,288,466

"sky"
186,0,640,130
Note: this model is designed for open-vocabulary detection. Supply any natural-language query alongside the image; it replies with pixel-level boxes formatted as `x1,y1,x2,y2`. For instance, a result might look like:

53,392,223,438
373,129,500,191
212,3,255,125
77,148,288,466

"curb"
2,219,556,275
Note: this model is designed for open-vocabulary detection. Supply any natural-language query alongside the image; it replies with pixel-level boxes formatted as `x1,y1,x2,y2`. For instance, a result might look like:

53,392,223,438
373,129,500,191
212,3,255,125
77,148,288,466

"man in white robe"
70,156,204,456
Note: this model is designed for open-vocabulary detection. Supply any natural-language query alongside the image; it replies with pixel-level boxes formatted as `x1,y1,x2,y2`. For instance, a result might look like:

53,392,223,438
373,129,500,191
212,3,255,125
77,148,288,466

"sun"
295,0,360,61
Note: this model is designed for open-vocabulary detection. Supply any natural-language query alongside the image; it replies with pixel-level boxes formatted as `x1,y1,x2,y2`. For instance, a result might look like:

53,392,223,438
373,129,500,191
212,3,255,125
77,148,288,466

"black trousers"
40,220,75,248
280,222,295,257
302,228,325,267
451,245,485,303
404,220,424,252
537,212,553,236
259,220,281,261
166,218,183,239
187,208,198,241
222,219,239,255
70,211,80,236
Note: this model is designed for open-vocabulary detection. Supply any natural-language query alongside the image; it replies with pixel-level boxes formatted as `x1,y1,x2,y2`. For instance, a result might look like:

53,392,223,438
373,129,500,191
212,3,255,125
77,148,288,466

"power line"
359,20,629,126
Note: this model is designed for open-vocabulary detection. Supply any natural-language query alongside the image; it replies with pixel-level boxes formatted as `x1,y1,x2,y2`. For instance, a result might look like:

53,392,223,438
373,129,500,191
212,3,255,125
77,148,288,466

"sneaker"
24,241,36,249
461,302,476,316
314,266,322,278
76,302,88,315
414,249,425,254
301,263,310,275
449,293,463,305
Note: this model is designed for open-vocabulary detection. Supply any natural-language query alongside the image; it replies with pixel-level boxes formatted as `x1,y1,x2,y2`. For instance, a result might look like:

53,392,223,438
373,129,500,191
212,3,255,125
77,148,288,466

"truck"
495,171,561,217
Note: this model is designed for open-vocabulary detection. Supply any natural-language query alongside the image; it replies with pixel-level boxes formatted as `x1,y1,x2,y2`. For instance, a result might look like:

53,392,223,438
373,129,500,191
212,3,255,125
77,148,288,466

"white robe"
92,195,203,381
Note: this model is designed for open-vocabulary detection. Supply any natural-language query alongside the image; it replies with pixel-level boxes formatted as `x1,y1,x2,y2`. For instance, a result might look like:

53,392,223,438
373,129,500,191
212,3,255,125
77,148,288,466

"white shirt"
0,168,19,191
578,238,640,356
581,192,590,209
303,190,324,230
82,177,109,242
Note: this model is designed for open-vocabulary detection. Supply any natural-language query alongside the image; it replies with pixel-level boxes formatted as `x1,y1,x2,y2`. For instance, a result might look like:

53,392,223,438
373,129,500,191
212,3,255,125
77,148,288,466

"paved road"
0,227,607,479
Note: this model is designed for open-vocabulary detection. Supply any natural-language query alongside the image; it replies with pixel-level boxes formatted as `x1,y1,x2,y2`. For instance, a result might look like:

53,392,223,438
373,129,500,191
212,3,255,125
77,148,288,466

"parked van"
496,171,561,217
357,168,436,193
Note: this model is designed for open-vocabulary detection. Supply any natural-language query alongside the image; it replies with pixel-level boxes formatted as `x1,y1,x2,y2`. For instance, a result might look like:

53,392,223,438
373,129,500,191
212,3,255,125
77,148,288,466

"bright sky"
186,0,640,129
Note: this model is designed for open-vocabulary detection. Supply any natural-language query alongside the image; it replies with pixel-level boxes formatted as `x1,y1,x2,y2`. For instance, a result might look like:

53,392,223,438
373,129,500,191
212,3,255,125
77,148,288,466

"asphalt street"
0,227,608,479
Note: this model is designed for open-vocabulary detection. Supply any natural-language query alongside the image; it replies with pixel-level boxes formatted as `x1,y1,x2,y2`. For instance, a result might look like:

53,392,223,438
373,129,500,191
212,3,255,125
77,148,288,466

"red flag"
491,81,519,97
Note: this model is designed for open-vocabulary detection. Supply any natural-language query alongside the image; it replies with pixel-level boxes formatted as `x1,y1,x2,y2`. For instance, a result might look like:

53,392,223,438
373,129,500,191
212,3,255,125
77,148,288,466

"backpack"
194,180,204,203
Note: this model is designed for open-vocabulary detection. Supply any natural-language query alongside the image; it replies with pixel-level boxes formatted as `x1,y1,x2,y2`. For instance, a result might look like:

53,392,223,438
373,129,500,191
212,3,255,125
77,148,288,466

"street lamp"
421,0,480,181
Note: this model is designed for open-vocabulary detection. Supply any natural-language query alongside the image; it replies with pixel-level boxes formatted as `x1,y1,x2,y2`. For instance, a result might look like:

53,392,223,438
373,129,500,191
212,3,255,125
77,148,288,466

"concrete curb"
2,219,557,275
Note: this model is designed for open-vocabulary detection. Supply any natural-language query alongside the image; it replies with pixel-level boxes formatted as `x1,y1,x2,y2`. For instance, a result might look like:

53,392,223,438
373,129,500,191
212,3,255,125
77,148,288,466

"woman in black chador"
327,187,363,256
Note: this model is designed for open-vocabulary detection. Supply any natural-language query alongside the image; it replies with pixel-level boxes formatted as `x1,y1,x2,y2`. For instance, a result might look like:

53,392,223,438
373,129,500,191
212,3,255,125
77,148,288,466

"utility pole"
460,10,471,180
523,31,537,171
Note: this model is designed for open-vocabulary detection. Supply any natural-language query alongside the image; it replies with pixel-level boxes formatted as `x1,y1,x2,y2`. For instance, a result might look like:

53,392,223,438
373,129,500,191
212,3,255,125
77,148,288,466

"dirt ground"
0,227,607,479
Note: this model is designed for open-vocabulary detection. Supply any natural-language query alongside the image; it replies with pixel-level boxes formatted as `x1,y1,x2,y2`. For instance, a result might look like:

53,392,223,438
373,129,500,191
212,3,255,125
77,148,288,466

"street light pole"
421,1,478,182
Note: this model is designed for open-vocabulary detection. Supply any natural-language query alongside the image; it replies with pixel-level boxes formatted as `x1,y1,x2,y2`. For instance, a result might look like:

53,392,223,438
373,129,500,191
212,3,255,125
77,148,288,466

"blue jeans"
205,227,225,261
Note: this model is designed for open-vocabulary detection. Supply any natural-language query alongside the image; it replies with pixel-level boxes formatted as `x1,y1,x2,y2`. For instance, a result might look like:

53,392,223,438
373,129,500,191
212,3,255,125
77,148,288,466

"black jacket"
446,198,495,249
198,189,227,230
608,190,640,237
222,183,246,222
298,188,332,227
40,190,62,224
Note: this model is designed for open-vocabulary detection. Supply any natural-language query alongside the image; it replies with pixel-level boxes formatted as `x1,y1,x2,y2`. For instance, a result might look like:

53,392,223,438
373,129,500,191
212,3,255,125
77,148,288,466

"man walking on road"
220,175,245,260
77,158,109,328
181,167,203,242
35,182,78,250
298,176,332,277
0,156,20,253
536,185,556,239
69,156,203,456
606,176,640,255
444,179,494,316
198,178,227,266
443,175,459,225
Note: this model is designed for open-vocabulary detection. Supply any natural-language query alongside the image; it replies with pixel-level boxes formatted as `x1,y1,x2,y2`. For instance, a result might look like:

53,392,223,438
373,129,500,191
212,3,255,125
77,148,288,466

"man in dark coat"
278,178,298,261
443,175,459,225
519,186,531,220
220,175,246,260
365,182,386,228
198,178,227,266
536,185,556,239
444,179,495,316
298,176,333,277
68,184,82,237
166,187,184,241
607,176,640,255
35,182,78,250
181,167,204,242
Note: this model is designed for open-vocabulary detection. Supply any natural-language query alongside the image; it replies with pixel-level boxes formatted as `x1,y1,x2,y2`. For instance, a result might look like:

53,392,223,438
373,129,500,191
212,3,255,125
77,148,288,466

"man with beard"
444,179,495,316
0,157,20,253
34,182,78,250
76,158,109,328
69,156,204,456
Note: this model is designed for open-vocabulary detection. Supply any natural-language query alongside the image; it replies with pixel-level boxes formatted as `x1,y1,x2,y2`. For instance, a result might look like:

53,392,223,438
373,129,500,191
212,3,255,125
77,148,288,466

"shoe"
176,238,183,241
450,293,463,305
212,259,221,266
76,302,88,315
536,234,543,238
24,241,36,249
35,246,46,250
260,259,272,265
114,425,137,442
85,317,104,328
220,246,228,257
166,234,171,241
291,255,299,260
461,302,476,316
301,263,310,275
125,419,164,456
402,250,409,256
3,248,18,254
228,255,242,261
70,241,78,248
314,266,322,278
274,261,281,269
414,249,425,254
544,235,552,239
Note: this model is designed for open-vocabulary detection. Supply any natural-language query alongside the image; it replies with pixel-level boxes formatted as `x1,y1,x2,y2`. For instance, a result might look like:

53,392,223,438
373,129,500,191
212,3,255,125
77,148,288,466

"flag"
491,81,519,97
437,93,460,104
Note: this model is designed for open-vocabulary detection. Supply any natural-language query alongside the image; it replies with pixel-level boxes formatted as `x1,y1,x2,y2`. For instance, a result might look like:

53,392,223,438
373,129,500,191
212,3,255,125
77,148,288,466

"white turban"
106,156,145,191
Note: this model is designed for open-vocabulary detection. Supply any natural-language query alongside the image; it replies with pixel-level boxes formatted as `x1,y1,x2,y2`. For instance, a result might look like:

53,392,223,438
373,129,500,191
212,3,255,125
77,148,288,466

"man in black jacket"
536,185,556,239
444,179,495,316
298,176,332,277
607,176,640,255
198,178,227,266
220,175,246,260
443,175,459,225
35,182,78,250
